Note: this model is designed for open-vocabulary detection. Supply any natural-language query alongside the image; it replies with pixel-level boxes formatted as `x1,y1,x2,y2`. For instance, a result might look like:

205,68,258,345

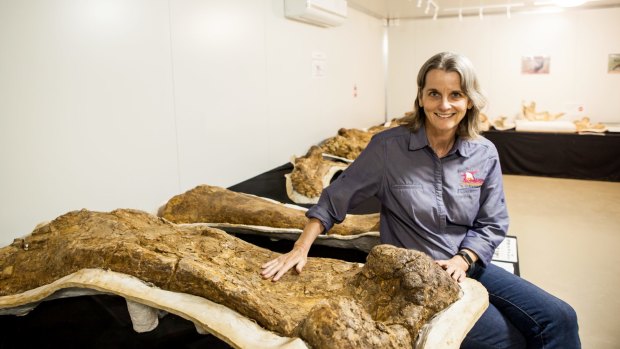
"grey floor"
503,175,620,349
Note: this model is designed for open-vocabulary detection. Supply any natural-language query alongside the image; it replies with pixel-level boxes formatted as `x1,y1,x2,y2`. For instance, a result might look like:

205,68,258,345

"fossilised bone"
318,117,408,162
0,209,466,348
288,118,407,204
287,145,349,203
521,101,565,121
299,245,462,349
317,119,407,161
573,116,607,133
159,185,379,236
319,128,375,160
288,123,396,203
0,269,486,349
300,297,412,348
490,116,516,131
0,209,361,336
479,113,491,132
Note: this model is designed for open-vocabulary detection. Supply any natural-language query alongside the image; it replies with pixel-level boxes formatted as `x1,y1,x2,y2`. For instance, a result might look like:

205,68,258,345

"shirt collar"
408,124,471,158
454,137,470,157
408,124,428,151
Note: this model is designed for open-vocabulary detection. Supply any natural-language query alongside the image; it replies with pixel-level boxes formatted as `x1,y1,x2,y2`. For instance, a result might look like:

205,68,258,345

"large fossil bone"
286,146,349,204
287,118,407,204
319,128,375,160
521,101,565,121
573,116,607,133
0,209,486,348
159,185,380,236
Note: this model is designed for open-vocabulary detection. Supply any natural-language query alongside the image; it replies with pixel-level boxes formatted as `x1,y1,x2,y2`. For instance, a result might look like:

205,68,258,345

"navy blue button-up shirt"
306,125,508,266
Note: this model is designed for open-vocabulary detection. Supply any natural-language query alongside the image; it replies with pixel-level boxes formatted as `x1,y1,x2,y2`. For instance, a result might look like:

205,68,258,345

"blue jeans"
461,263,581,349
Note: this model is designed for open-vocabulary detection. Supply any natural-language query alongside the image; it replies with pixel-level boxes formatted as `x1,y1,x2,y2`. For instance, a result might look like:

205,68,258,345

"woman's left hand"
436,256,469,283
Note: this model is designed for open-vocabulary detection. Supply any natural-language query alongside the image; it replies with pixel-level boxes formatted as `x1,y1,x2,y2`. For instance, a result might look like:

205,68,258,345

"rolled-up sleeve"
460,150,509,266
306,136,385,232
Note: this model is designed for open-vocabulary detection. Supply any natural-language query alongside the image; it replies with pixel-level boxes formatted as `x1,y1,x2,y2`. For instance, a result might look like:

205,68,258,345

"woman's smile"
434,112,456,118
419,69,472,135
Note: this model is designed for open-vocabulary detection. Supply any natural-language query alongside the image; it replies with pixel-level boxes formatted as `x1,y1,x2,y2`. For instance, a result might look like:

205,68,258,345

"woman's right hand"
260,242,309,282
260,218,324,282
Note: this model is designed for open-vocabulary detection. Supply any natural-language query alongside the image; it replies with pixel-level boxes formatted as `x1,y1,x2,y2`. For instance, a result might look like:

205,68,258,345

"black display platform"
0,295,231,349
483,129,620,182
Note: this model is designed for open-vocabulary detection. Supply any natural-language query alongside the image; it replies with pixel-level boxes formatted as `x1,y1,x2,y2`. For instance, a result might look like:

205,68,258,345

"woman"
261,52,580,348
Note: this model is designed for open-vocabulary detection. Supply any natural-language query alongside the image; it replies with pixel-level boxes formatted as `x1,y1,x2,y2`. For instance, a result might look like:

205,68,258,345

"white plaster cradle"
0,268,488,349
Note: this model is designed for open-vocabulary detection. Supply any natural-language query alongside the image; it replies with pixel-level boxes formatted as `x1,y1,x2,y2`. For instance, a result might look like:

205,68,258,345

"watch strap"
456,250,474,269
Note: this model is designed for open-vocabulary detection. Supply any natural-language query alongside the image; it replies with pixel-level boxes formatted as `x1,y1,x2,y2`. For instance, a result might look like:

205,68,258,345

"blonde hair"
402,52,487,139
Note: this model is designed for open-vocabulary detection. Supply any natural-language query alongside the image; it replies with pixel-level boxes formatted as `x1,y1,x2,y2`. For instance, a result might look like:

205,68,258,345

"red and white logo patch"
460,170,484,187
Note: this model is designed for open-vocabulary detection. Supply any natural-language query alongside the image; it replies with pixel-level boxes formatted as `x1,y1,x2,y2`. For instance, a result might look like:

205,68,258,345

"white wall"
387,7,620,123
0,0,385,245
0,0,180,244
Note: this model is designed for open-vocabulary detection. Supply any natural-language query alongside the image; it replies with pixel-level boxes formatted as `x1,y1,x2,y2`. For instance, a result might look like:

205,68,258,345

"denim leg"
461,302,527,349
468,263,581,349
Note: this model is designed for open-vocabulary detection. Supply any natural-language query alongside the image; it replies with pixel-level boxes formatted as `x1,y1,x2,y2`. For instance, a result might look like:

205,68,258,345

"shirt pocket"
392,184,423,190
453,186,481,225
457,186,481,194
390,183,426,219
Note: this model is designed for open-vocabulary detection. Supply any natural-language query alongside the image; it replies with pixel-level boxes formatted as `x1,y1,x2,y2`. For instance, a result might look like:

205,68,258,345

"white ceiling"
348,0,620,20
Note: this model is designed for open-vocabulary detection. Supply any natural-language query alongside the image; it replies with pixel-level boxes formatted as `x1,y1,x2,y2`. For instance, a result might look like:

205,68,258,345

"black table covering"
482,129,620,181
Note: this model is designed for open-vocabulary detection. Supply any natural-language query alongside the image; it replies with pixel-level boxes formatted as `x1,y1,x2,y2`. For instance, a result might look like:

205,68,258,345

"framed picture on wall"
521,55,550,74
609,54,620,74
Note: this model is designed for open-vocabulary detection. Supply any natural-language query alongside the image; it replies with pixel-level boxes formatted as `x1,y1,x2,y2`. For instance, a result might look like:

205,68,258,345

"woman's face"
419,69,472,136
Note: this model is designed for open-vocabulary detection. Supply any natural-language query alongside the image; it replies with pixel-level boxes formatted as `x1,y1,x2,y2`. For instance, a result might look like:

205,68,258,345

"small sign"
493,236,518,263
312,51,326,78
492,235,519,275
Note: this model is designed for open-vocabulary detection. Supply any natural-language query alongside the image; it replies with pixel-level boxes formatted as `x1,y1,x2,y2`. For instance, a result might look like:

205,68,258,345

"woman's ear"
467,100,473,109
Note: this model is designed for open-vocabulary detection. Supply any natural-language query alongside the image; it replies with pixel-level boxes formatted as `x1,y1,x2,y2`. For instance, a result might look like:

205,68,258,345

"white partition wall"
171,0,385,191
264,1,385,166
0,0,180,243
169,0,271,191
0,0,386,245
